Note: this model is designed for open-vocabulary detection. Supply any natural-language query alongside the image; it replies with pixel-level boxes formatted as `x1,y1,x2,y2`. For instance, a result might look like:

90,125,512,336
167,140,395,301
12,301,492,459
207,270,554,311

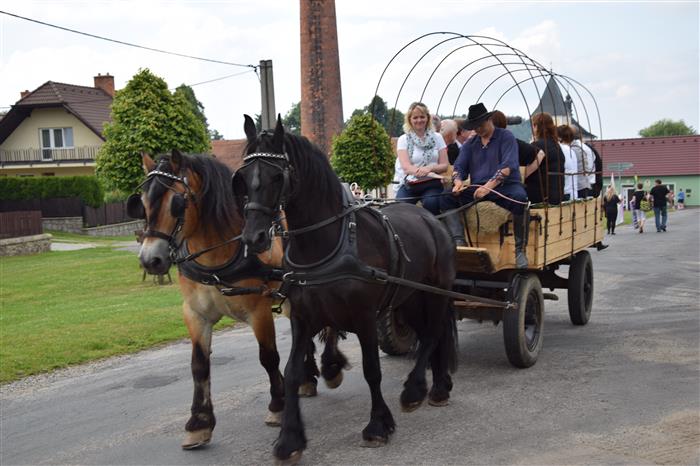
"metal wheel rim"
583,262,593,312
524,289,542,350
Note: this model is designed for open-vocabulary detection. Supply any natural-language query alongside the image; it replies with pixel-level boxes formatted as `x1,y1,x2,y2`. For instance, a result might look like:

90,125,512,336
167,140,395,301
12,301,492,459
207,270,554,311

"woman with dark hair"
528,113,565,205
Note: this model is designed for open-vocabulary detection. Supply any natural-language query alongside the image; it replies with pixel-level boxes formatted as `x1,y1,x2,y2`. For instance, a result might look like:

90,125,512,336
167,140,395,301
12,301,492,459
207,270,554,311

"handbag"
407,176,442,186
640,198,651,212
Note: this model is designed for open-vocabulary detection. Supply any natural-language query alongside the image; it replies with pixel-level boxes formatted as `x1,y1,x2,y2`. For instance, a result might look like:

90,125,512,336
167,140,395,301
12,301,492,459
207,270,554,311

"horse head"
233,114,290,254
130,149,200,275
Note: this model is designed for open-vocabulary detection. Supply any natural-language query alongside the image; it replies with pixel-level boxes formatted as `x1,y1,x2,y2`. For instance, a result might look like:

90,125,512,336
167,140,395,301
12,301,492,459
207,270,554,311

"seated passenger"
528,112,565,205
570,125,594,198
439,103,530,269
557,124,579,201
440,119,461,165
491,111,544,182
393,101,449,215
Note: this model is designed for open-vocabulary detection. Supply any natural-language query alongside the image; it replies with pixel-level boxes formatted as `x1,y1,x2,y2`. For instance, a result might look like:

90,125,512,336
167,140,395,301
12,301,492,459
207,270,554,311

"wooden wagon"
378,196,605,368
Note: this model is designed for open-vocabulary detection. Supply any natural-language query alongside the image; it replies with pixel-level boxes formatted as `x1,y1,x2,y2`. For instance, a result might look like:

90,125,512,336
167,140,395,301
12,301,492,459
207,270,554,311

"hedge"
0,176,105,208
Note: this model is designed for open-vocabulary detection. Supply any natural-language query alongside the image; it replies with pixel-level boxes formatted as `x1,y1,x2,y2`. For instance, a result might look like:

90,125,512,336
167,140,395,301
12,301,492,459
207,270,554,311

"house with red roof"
592,135,700,207
0,74,115,177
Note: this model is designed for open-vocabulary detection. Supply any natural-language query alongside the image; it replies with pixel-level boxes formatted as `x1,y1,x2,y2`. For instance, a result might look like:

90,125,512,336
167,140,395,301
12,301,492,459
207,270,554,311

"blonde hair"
605,185,617,201
403,102,432,134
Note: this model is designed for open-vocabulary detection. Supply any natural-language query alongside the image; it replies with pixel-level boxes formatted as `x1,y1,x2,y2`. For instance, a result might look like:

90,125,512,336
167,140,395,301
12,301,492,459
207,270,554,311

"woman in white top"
393,102,449,215
556,124,579,201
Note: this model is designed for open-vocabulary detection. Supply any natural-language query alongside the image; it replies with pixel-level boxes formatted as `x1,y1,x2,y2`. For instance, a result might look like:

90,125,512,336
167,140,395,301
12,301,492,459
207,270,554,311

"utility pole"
259,59,276,130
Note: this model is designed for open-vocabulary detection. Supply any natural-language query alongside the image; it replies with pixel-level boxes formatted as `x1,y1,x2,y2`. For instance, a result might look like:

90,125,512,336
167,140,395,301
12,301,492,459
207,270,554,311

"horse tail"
445,300,459,373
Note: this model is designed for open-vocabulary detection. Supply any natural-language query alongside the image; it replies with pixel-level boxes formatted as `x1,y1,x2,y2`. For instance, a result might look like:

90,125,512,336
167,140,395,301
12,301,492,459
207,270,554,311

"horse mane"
152,153,241,236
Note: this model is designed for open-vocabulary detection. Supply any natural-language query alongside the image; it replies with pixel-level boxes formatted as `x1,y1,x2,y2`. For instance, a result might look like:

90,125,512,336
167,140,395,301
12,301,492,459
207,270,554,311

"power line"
0,10,257,69
181,69,257,89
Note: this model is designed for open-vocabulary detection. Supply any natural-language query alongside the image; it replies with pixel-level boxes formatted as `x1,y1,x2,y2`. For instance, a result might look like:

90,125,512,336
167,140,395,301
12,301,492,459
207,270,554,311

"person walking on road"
650,179,670,232
632,183,648,234
677,189,686,209
603,185,621,235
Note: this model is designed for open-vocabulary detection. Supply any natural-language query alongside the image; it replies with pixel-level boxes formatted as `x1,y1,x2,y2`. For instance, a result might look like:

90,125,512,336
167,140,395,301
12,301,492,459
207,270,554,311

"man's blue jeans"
653,206,667,231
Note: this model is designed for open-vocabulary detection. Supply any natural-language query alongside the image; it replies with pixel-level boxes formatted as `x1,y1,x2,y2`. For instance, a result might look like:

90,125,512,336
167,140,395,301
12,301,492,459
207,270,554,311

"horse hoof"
361,436,388,448
265,410,282,426
428,398,449,407
401,400,423,413
181,429,212,450
274,450,303,466
298,382,317,397
324,371,343,389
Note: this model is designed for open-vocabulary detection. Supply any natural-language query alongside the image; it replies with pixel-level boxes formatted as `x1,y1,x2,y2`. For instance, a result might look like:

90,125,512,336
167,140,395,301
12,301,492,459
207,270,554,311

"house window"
40,127,74,160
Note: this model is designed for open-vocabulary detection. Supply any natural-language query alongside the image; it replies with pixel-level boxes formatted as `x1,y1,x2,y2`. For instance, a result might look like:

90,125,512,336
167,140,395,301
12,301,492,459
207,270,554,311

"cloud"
615,84,634,98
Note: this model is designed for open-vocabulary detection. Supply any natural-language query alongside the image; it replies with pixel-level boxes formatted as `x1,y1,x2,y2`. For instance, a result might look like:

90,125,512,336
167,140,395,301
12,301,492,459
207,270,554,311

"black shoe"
596,243,609,251
662,226,667,232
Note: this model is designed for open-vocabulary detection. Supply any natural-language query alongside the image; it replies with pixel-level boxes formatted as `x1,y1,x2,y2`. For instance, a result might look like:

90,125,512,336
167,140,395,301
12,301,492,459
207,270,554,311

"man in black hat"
439,103,530,269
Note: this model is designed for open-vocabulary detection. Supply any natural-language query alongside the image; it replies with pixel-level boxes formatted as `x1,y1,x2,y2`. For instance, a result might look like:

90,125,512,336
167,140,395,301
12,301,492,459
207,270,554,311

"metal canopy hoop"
370,32,603,144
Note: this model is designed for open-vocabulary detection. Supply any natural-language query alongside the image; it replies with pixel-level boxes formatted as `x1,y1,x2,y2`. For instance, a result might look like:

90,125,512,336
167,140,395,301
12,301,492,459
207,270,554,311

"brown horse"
130,150,347,450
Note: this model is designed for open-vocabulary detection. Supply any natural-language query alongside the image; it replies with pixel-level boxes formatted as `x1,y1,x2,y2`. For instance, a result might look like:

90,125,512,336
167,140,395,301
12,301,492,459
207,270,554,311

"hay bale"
465,201,511,234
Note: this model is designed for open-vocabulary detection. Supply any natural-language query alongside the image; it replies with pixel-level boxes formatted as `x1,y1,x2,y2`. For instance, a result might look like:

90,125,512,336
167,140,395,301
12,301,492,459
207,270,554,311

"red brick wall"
300,0,344,157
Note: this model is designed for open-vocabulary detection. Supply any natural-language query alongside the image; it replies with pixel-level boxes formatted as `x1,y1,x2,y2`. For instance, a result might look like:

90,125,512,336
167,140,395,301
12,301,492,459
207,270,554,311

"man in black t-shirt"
649,179,670,232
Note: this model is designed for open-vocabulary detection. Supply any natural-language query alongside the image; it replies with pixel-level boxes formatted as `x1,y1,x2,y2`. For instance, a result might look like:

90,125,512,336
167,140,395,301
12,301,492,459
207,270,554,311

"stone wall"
0,234,52,256
42,217,83,234
82,220,144,237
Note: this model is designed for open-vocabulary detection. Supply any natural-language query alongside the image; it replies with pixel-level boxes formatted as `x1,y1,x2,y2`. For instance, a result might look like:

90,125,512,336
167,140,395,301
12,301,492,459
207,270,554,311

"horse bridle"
235,151,291,219
128,167,197,253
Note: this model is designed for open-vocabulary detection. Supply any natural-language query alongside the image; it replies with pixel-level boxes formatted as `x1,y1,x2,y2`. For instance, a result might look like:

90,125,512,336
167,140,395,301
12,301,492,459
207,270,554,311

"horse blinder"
127,193,146,219
170,193,187,218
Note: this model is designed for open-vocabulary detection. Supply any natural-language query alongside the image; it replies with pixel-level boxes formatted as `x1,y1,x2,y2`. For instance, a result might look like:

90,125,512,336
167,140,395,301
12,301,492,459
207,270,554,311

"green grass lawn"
0,246,234,384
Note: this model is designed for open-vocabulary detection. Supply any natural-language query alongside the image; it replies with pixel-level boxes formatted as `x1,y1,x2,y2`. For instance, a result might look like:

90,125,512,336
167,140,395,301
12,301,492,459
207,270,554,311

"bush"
0,176,104,207
331,114,394,191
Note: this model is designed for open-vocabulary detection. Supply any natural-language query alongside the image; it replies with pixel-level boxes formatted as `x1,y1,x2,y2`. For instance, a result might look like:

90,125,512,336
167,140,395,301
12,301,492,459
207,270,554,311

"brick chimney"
20,90,30,99
300,0,343,157
94,73,115,97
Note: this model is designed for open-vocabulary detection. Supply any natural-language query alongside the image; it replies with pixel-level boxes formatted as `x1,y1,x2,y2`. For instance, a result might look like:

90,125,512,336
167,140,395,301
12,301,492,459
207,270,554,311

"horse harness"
130,165,285,298
240,151,514,310
274,185,412,314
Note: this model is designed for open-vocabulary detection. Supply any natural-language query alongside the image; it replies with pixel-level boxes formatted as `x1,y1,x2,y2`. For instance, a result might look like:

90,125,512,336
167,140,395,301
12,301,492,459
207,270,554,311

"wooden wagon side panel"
455,198,604,274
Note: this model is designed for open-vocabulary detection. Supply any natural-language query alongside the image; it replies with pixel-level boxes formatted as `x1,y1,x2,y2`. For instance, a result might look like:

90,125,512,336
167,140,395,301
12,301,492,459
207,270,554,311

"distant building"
507,76,597,142
211,139,247,170
0,74,115,177
592,135,700,207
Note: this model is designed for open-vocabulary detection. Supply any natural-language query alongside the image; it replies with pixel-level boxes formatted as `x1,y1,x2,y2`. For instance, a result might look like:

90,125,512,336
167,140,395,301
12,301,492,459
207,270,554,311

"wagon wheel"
503,273,544,368
567,251,593,325
377,309,417,356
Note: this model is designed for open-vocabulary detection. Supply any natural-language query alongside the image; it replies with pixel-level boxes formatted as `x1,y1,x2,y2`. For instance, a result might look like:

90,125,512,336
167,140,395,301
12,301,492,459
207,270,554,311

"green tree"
174,84,207,129
96,69,210,193
331,114,394,190
638,119,696,137
350,95,404,137
283,102,301,135
209,129,224,140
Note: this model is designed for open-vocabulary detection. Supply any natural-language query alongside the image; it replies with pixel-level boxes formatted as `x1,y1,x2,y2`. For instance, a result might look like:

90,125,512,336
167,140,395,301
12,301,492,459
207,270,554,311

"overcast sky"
1,1,697,140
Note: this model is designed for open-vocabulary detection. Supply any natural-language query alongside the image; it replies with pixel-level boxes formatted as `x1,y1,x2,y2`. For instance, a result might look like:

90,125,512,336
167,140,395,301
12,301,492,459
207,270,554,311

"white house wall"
1,107,103,150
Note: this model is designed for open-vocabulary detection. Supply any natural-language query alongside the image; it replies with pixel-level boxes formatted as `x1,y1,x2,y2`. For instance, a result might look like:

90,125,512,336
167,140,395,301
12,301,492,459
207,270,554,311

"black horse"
233,116,458,463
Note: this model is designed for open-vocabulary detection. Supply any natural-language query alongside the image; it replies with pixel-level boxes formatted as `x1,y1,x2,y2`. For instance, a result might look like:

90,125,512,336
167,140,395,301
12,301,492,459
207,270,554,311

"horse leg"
428,301,455,407
356,320,395,447
249,303,285,426
399,302,438,412
320,327,348,389
182,309,216,449
273,314,311,463
298,339,319,397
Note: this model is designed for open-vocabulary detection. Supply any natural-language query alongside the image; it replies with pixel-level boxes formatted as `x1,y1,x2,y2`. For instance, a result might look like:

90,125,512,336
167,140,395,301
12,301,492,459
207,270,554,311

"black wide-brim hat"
461,103,494,130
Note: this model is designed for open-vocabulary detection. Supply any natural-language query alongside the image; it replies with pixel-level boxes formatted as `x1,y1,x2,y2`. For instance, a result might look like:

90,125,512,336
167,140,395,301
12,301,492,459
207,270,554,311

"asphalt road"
2,209,699,465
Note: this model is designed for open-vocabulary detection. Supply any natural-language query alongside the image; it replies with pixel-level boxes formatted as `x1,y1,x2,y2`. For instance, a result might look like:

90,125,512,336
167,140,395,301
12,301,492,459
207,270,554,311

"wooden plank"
455,247,495,274
458,198,604,272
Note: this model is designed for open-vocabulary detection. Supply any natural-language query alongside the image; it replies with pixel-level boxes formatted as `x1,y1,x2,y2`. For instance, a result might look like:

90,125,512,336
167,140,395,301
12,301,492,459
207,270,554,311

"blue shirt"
453,127,520,185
